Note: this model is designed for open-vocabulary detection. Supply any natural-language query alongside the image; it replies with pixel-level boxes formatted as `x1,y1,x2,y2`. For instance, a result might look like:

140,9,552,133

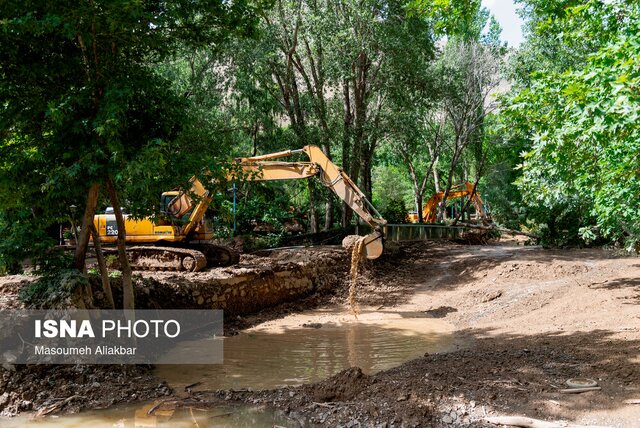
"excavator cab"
159,192,179,215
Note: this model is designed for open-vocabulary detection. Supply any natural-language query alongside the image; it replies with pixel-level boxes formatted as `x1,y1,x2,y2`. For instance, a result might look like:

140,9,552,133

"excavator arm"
421,182,490,224
168,145,386,259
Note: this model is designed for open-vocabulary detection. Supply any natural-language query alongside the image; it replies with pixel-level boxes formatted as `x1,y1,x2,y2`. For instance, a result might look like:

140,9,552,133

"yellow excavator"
94,145,386,272
407,181,491,224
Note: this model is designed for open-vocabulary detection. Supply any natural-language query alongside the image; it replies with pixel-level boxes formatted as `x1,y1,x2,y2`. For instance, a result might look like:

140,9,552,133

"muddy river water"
156,311,456,390
3,310,457,427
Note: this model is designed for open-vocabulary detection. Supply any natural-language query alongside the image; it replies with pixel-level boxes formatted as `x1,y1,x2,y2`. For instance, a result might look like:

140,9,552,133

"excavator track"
103,244,239,272
185,243,240,268
126,246,207,272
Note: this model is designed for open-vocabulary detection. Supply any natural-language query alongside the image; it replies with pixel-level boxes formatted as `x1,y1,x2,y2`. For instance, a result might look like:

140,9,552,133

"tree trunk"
90,224,114,309
341,79,353,228
433,161,441,193
364,161,373,203
73,183,101,272
104,177,134,310
308,180,320,234
415,193,423,223
438,139,463,222
324,195,334,230
350,51,368,198
438,160,457,222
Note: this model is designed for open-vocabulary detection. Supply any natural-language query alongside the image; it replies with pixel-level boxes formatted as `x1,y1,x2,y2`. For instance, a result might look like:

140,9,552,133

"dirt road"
206,241,640,427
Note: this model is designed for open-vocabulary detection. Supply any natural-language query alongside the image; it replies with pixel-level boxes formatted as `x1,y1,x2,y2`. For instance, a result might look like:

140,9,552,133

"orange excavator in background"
94,145,386,272
407,181,491,224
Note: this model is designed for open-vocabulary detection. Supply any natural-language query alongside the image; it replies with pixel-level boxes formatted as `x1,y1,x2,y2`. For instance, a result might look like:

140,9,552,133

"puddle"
155,314,455,391
1,401,296,428
3,313,456,427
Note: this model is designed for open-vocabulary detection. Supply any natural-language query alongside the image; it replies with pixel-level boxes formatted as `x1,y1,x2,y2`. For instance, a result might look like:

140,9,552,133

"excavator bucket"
363,232,384,259
344,232,384,260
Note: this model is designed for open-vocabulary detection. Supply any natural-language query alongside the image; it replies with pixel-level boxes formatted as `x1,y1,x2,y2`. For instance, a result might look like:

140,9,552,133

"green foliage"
382,199,410,224
372,164,413,213
19,269,88,308
502,0,640,249
5,0,634,265
238,233,285,252
0,0,263,272
234,181,308,235
408,0,482,39
0,209,72,274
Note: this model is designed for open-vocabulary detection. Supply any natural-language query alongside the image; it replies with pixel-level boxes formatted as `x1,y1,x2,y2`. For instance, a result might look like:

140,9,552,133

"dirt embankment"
196,242,640,427
0,247,348,417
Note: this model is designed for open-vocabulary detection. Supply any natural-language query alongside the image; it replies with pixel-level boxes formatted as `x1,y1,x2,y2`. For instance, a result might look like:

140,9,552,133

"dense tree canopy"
2,0,639,280
501,0,640,248
0,0,262,294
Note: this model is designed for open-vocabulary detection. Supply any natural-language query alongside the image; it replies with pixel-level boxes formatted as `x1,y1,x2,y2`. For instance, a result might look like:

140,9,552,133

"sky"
482,0,525,47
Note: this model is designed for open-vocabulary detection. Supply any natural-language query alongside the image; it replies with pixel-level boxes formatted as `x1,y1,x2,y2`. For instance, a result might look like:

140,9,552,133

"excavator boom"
409,182,491,224
169,145,386,259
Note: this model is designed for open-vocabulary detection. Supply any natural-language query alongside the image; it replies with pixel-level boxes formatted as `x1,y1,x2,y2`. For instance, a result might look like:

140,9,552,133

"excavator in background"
407,181,491,224
94,145,386,272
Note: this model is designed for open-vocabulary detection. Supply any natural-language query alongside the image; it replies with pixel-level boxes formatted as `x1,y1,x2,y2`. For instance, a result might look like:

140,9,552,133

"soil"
191,241,640,427
0,247,346,417
0,365,170,417
1,240,640,427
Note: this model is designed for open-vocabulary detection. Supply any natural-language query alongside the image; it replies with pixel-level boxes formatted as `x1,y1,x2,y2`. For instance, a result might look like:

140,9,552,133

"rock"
482,290,502,303
442,415,453,424
396,395,408,402
302,322,322,329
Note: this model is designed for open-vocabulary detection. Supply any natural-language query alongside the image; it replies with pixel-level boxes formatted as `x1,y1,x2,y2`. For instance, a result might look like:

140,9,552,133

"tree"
225,0,436,230
387,108,446,223
501,0,640,248
435,40,500,221
0,0,261,305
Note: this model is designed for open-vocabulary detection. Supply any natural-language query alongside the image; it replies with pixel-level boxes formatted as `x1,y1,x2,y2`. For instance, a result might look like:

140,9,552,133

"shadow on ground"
204,327,640,427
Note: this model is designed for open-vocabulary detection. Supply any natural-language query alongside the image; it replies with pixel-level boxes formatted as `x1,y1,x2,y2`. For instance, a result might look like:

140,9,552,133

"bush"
382,198,409,224
19,269,89,308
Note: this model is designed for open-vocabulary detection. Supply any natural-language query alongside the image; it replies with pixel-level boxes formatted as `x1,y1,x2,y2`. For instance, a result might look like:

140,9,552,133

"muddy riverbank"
2,241,640,427
0,246,349,418
188,242,640,427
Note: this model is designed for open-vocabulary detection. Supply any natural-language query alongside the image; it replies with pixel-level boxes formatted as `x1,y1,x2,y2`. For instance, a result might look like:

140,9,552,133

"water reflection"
156,317,454,391
1,401,296,427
